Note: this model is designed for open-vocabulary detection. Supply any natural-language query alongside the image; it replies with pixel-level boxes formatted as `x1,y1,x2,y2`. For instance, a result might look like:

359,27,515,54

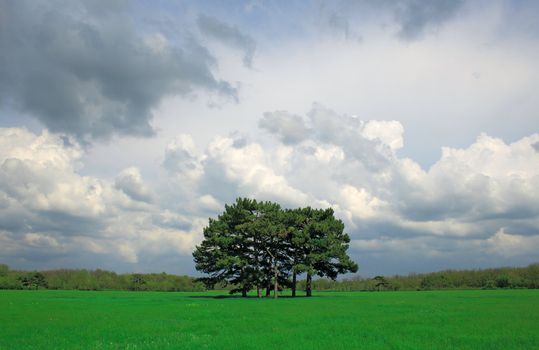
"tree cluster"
192,198,358,297
295,263,539,291
18,271,48,290
0,265,204,292
2,262,537,293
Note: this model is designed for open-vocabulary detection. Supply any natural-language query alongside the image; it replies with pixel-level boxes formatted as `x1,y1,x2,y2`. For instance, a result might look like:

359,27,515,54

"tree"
131,274,146,291
310,208,358,290
263,203,292,299
496,275,510,288
193,198,358,298
193,198,260,297
288,207,358,297
244,201,288,298
283,207,317,297
19,272,47,290
0,264,8,277
193,198,292,298
32,272,47,290
373,276,389,291
281,208,306,297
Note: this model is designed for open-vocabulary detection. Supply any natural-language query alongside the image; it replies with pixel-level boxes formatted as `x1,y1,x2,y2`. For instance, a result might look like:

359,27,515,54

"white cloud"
115,167,154,203
0,128,109,219
161,104,539,251
0,128,204,269
163,134,203,181
3,107,539,275
396,132,539,226
3,103,539,274
361,120,404,151
339,185,387,221
24,233,62,249
204,135,310,206
486,228,539,257
198,194,222,212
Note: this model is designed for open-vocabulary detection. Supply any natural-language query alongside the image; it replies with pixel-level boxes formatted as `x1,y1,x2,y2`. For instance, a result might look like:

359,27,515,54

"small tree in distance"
373,276,389,291
131,274,146,291
18,272,47,290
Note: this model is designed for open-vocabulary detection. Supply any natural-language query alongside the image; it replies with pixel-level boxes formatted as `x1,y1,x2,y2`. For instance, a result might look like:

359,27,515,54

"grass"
1,289,538,349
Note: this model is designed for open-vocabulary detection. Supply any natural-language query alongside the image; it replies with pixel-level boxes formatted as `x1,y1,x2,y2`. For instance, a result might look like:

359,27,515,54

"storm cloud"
0,127,203,270
0,0,236,142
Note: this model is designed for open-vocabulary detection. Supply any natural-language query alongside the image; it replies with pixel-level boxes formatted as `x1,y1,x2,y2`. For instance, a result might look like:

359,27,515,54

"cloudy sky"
1,0,539,276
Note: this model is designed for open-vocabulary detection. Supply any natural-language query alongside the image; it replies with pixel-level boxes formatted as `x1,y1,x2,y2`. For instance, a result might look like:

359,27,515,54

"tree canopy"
192,198,358,297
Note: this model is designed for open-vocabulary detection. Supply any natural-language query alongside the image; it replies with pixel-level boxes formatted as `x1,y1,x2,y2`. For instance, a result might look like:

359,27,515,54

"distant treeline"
0,264,204,292
299,264,539,291
1,263,538,292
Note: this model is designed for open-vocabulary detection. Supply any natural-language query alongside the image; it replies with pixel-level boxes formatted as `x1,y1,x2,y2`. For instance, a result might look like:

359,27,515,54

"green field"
1,289,538,349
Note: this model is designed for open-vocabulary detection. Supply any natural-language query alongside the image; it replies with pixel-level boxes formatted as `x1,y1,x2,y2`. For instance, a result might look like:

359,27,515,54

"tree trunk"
273,265,278,299
242,287,247,297
306,272,312,297
257,286,261,298
292,271,297,297
266,280,271,296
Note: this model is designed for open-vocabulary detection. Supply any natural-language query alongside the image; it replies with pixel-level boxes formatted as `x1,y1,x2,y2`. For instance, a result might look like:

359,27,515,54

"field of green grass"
1,289,538,349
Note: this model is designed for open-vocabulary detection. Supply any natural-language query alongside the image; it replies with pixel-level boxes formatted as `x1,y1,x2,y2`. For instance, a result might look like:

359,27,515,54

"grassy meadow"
1,289,538,349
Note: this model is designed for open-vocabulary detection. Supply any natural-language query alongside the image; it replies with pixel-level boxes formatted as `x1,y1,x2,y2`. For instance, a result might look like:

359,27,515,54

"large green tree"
237,200,287,298
193,198,358,298
287,207,358,297
193,198,290,297
193,198,258,297
281,208,309,297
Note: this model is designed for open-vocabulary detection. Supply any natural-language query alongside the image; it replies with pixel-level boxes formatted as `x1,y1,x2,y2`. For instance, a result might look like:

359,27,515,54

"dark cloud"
395,0,465,40
259,111,311,144
533,141,539,153
151,213,192,232
0,0,236,142
29,210,107,237
197,15,256,68
0,197,106,239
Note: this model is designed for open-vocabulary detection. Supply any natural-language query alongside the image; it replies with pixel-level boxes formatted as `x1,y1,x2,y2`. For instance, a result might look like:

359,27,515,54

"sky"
1,0,539,276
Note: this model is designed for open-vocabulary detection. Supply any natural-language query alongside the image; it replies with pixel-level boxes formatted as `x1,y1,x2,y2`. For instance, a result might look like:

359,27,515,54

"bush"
482,280,496,289
496,275,511,288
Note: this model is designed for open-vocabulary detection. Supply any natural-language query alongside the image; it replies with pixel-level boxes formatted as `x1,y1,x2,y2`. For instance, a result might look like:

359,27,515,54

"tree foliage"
1,264,539,293
294,264,539,291
373,276,389,291
0,267,203,292
18,272,47,290
193,198,358,297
